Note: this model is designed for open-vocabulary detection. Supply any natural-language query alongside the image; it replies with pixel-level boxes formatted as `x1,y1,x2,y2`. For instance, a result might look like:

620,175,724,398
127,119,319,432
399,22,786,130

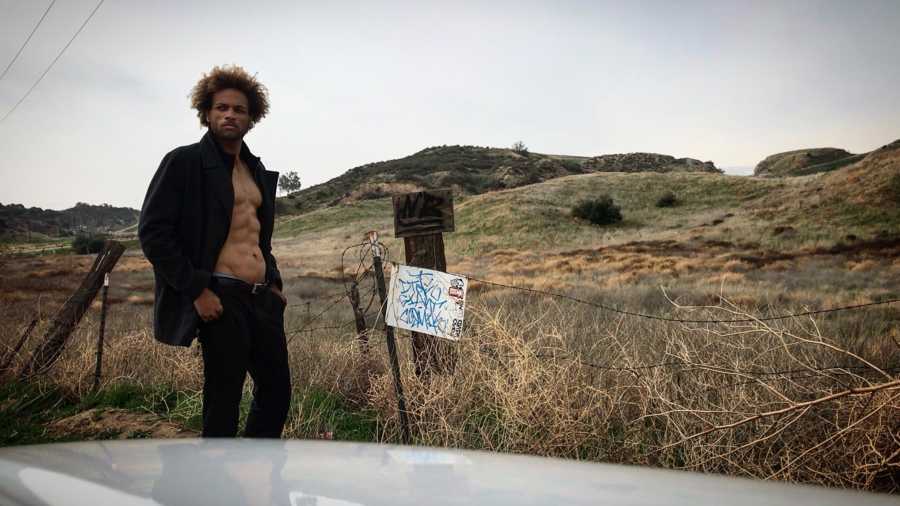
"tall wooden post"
392,190,456,376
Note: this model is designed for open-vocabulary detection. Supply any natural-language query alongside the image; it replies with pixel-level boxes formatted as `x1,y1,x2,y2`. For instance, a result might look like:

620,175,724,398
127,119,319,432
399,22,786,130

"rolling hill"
272,138,900,277
278,145,721,215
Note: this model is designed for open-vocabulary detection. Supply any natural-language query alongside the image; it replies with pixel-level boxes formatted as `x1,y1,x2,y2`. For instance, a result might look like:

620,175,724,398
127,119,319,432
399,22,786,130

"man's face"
207,89,251,141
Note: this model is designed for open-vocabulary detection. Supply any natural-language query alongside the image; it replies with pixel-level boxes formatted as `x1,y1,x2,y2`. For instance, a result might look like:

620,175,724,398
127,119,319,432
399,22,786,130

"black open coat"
138,131,283,346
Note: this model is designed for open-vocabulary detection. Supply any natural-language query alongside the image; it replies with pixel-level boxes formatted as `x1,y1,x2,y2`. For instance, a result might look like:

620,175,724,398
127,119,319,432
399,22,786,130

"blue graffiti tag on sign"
386,264,468,340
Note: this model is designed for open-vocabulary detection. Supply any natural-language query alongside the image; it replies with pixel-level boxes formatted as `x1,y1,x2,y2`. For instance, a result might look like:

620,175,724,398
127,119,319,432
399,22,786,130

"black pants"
198,279,291,438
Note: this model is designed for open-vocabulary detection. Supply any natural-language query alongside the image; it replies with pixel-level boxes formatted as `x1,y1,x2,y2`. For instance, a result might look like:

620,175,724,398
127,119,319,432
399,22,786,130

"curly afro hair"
190,64,270,128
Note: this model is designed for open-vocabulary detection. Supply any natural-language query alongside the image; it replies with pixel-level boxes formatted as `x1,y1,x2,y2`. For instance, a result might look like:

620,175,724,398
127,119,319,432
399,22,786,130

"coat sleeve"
138,149,210,301
262,211,283,292
265,249,283,292
260,167,283,291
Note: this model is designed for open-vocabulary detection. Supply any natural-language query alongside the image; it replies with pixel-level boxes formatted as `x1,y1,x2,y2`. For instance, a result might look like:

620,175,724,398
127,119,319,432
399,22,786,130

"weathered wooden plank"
392,190,454,238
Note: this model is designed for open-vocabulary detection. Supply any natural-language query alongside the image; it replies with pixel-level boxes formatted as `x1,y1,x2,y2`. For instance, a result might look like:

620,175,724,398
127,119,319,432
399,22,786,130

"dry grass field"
1,149,899,492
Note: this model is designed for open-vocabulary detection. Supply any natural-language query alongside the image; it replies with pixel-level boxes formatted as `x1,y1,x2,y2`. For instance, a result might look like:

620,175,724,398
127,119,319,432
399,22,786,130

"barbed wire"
285,291,350,343
284,241,384,344
282,240,898,356
461,274,900,324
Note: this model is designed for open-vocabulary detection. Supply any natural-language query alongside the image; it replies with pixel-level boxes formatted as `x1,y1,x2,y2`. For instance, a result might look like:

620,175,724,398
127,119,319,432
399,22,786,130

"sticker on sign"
386,264,468,340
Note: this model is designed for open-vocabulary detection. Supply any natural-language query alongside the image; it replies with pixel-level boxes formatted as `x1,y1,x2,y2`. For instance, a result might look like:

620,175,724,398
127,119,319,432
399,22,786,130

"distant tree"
278,171,302,195
511,141,528,155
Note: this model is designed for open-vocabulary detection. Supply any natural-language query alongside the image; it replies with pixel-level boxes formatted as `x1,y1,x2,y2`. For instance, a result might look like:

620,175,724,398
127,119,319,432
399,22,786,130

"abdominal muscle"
214,161,266,284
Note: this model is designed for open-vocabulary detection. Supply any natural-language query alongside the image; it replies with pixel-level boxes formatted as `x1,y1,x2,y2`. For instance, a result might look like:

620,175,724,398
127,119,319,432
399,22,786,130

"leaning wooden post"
92,273,111,392
369,231,412,444
392,189,456,376
21,240,125,378
0,318,38,374
348,280,369,353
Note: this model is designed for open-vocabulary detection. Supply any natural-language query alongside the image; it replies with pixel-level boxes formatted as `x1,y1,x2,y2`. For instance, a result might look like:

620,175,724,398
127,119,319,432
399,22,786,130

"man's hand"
194,288,223,322
270,286,287,305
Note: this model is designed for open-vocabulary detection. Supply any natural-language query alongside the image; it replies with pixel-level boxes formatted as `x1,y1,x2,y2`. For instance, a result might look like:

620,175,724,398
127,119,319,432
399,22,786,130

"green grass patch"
274,199,392,239
0,381,81,446
1,381,380,446
289,388,379,441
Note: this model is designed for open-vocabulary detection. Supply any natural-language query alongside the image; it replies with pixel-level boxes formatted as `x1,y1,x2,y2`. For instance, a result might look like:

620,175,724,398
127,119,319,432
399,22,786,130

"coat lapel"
199,131,278,238
200,132,234,217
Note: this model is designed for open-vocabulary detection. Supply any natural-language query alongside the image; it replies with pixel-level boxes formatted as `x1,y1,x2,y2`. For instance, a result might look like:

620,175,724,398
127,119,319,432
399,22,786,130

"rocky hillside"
820,139,900,206
747,139,900,238
280,145,720,214
584,153,721,174
0,202,139,240
753,147,863,177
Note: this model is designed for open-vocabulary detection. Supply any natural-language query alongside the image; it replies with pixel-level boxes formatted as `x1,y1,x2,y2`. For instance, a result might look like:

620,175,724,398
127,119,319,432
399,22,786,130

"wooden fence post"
392,189,457,376
21,240,125,378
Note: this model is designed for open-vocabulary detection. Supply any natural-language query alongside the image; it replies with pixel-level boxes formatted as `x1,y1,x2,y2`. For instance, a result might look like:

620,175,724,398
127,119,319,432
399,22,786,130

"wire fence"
462,274,900,324
278,240,899,381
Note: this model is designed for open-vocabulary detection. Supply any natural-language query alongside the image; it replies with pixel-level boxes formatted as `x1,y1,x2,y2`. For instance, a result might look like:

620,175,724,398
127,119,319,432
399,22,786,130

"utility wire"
0,0,57,81
0,0,104,124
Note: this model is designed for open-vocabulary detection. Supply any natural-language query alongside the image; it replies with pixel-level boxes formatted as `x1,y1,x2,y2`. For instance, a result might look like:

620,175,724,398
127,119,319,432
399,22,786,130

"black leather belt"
211,273,269,294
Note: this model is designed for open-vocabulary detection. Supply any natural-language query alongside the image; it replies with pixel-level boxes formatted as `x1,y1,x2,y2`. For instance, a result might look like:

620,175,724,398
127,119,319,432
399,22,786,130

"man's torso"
213,156,266,284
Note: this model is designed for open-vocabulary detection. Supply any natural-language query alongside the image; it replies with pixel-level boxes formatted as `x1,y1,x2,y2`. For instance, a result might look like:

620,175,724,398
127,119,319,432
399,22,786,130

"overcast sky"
1,0,899,210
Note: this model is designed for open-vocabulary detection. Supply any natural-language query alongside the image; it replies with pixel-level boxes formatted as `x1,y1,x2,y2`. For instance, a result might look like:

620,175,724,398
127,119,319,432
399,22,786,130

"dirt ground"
47,408,197,440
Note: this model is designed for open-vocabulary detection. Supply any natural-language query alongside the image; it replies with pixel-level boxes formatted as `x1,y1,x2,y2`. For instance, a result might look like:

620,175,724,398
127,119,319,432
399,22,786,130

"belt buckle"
251,283,266,295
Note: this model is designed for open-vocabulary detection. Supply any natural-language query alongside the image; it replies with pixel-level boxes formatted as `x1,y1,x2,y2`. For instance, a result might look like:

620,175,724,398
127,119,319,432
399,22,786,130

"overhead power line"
0,0,57,81
0,0,104,124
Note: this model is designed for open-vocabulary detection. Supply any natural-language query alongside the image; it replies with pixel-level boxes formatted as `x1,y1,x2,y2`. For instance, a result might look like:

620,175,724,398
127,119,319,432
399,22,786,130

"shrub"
655,191,678,208
572,195,622,225
561,159,585,173
71,234,106,254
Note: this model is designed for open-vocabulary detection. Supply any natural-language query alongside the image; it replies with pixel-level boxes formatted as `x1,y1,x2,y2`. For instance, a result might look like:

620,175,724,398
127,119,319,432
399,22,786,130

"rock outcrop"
583,153,721,174
754,148,858,177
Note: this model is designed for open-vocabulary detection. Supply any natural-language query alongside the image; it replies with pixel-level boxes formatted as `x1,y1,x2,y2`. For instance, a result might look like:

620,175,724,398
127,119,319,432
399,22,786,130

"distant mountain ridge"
0,202,139,240
281,145,721,214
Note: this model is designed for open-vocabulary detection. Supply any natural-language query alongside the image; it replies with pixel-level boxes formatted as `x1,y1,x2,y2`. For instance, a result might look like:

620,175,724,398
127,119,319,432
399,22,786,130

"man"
139,65,291,438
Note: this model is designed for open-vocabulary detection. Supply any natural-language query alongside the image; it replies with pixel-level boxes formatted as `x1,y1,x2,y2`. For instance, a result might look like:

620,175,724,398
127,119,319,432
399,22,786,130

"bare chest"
231,160,262,209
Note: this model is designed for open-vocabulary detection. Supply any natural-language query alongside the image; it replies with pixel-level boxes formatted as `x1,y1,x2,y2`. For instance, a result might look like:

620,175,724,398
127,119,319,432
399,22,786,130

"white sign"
385,264,468,340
